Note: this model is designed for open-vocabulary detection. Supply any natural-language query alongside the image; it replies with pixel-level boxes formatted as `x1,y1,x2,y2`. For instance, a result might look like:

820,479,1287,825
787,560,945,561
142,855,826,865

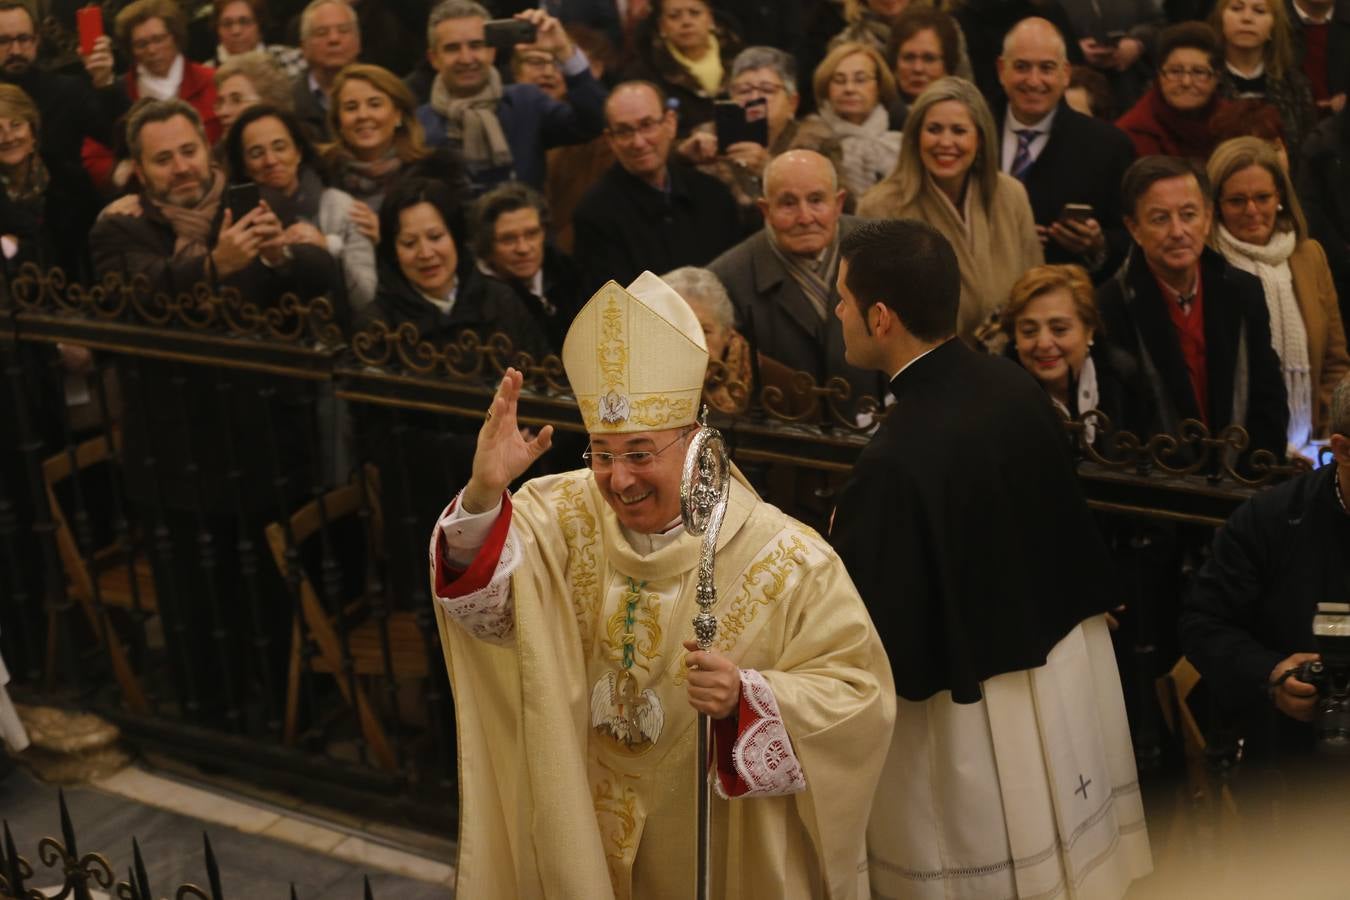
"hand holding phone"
1059,203,1095,225
227,183,261,223
484,18,538,50
714,98,768,154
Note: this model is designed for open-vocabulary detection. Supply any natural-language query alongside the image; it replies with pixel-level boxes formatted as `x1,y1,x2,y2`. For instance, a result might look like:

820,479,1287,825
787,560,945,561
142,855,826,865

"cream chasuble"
430,469,895,899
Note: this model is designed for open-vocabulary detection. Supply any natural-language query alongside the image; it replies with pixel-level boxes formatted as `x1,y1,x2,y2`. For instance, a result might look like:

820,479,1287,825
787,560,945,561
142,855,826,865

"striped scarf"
764,224,841,321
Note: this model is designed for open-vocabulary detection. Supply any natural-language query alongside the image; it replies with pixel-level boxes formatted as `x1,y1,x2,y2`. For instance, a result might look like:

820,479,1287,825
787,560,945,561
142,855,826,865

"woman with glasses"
1207,136,1350,457
677,46,841,215
1210,0,1316,162
213,51,293,138
625,0,742,136
806,41,901,199
859,76,1043,347
210,0,305,79
1116,21,1234,160
82,0,221,192
885,7,960,110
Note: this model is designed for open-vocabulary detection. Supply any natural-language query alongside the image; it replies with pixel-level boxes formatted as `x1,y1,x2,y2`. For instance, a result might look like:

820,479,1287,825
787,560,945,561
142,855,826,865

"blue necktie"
1010,129,1038,181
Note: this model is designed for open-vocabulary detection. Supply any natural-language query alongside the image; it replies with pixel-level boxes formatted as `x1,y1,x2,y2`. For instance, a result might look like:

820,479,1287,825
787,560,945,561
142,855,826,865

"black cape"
829,338,1121,703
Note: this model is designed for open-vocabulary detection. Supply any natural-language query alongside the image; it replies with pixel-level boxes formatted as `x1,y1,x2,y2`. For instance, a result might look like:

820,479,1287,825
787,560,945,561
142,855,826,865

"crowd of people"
2,0,1348,464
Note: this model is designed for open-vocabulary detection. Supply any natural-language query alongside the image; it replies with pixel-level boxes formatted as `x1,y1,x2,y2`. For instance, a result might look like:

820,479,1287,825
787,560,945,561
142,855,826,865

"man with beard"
0,0,128,275
88,99,341,723
417,0,607,194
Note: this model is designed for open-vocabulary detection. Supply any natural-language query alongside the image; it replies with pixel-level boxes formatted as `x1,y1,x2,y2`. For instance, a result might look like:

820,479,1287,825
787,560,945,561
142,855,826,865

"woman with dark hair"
1116,21,1235,160
226,104,376,310
211,0,305,78
885,7,961,106
321,64,469,245
624,0,743,135
366,177,548,360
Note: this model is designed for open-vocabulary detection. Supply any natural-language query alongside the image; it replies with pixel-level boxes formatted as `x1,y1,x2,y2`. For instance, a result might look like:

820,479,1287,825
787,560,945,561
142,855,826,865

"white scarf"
137,54,185,101
817,103,900,198
1215,224,1312,451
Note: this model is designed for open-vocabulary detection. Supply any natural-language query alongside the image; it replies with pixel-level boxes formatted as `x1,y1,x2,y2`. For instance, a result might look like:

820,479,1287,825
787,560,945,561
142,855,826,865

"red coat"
1115,84,1232,162
82,58,220,192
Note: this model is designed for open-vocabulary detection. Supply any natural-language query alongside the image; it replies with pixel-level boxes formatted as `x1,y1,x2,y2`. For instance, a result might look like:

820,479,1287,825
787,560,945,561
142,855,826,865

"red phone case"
77,6,103,56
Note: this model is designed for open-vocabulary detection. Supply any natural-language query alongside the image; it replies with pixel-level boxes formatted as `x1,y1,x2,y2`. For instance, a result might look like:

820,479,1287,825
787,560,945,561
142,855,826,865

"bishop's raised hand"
461,368,554,512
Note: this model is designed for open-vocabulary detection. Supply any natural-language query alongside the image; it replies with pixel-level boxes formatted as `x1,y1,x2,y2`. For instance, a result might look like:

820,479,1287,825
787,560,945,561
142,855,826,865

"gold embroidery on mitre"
598,296,627,393
555,477,600,656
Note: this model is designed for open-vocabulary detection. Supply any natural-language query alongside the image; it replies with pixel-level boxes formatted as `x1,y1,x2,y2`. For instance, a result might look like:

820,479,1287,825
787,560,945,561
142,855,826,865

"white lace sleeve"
714,669,807,799
428,496,521,645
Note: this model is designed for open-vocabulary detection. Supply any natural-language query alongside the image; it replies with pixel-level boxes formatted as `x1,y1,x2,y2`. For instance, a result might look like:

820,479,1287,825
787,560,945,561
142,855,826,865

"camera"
1295,602,1350,753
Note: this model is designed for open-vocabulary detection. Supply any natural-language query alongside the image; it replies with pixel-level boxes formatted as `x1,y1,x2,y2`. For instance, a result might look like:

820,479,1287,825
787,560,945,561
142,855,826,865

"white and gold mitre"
562,271,709,434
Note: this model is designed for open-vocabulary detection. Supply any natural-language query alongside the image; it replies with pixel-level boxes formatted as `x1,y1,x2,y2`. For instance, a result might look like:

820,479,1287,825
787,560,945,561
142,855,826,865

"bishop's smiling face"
588,428,694,534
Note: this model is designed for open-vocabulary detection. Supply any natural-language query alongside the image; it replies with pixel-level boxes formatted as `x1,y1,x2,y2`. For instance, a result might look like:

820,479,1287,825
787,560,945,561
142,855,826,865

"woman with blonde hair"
321,64,468,244
1207,136,1350,455
806,41,902,199
213,50,293,136
859,76,1042,344
1210,0,1315,159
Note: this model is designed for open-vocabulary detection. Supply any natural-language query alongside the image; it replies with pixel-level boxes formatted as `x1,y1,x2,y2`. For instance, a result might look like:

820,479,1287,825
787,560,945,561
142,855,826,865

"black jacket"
0,68,129,276
997,99,1136,281
1180,464,1350,755
572,161,743,294
830,338,1121,703
1298,109,1350,327
1289,0,1350,100
1095,247,1289,462
480,244,583,356
363,266,550,362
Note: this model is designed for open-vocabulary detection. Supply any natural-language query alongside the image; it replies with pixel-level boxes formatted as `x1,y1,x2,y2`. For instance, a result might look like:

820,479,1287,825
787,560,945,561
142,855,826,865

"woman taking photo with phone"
226,104,376,310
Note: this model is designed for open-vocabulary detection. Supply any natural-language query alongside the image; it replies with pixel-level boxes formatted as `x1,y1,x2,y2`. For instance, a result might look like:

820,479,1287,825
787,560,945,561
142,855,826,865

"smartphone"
77,5,103,56
226,183,261,222
484,18,537,50
1059,203,1095,224
714,98,768,153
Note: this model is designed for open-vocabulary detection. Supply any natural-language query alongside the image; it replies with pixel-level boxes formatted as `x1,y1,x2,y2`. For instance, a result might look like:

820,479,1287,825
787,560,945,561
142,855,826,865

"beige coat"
858,171,1044,343
1288,239,1350,436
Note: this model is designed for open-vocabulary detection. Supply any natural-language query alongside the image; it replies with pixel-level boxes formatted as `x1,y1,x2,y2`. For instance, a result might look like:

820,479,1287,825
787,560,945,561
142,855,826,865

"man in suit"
1289,0,1350,115
1097,155,1289,461
708,150,884,420
996,17,1135,281
572,81,742,293
291,0,360,141
828,218,1151,899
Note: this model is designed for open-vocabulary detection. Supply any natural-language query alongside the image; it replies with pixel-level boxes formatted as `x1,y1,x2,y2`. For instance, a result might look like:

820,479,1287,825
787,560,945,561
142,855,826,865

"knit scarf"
334,150,403,204
1145,83,1219,159
429,68,513,171
816,102,898,196
1214,224,1312,450
153,168,226,262
1,152,48,205
137,54,185,101
666,32,723,95
764,220,840,322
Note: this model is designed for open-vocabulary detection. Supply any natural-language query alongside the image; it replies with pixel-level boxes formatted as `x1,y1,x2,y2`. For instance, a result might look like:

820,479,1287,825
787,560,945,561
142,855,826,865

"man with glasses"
0,0,128,275
417,0,606,195
429,270,894,898
995,17,1135,281
573,80,741,292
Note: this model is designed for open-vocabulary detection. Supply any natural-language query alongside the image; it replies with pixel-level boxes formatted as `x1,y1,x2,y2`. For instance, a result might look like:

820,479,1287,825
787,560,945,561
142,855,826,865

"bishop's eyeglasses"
582,429,693,471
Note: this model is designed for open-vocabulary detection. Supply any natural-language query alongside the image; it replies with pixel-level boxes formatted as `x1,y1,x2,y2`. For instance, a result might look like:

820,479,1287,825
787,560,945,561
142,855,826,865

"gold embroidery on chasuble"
602,580,662,672
554,478,600,656
592,759,641,889
672,531,810,686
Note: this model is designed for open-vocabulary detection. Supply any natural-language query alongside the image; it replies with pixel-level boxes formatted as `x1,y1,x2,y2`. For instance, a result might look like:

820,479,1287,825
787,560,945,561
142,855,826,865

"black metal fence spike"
203,832,223,900
3,820,26,892
363,874,373,900
58,787,79,858
133,836,152,900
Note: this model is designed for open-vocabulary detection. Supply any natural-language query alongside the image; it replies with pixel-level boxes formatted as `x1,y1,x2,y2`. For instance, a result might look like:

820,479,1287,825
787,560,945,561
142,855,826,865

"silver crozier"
679,406,730,900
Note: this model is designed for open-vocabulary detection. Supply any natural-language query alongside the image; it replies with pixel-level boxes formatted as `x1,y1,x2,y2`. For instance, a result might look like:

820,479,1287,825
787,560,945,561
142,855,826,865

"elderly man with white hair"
708,149,884,417
428,270,894,898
